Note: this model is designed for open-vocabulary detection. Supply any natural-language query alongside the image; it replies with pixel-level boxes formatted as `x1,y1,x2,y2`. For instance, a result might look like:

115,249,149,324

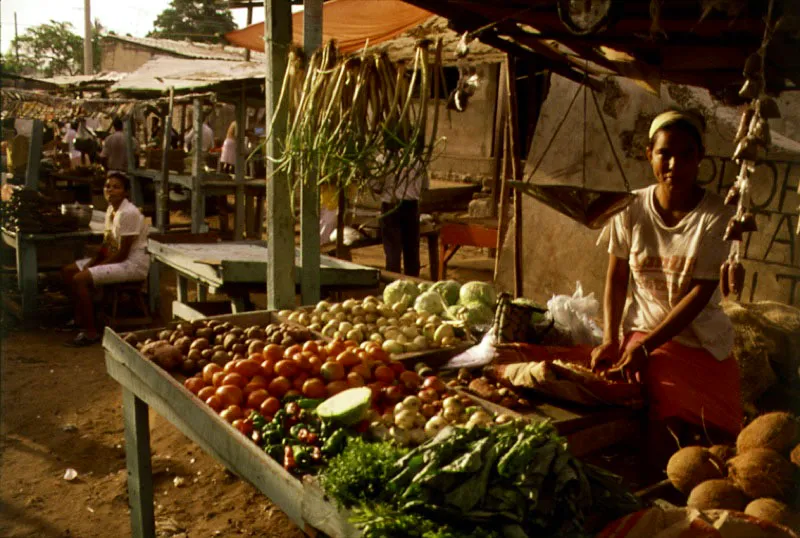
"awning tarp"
225,0,433,54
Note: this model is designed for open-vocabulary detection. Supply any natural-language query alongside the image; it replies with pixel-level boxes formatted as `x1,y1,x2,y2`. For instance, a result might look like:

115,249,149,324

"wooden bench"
438,217,498,279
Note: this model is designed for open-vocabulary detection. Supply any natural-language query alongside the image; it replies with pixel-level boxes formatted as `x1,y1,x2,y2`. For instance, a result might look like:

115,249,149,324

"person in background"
591,109,741,469
99,118,129,172
184,119,214,153
376,137,428,277
220,121,237,174
149,116,180,149
61,172,149,346
62,121,82,168
4,126,30,183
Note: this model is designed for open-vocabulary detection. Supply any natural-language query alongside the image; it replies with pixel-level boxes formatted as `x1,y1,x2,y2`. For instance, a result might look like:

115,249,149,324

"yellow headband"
648,110,705,142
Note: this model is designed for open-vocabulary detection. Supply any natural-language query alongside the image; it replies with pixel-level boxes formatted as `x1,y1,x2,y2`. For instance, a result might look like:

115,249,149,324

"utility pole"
244,4,254,61
14,12,19,62
83,0,93,75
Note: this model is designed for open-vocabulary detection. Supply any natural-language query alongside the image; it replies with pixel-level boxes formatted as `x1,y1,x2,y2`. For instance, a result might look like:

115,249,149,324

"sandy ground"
0,241,494,538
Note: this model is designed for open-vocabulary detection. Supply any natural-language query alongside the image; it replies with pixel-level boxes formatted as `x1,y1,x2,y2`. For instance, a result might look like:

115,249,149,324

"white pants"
76,257,149,286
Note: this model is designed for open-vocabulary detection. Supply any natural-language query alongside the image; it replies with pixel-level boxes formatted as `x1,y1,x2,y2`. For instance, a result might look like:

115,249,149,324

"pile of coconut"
666,411,800,531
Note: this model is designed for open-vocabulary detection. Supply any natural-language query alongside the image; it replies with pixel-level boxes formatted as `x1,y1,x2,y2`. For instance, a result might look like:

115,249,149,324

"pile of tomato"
182,338,428,436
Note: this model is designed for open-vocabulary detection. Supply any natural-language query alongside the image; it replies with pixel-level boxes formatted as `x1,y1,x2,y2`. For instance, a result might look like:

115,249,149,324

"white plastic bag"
546,282,602,346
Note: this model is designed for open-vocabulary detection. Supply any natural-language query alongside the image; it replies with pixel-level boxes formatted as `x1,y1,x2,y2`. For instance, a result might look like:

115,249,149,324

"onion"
363,302,378,314
382,339,404,354
394,410,417,430
342,299,358,311
288,312,301,323
346,329,363,342
402,395,421,410
402,326,419,339
424,416,448,438
320,312,333,323
352,316,366,325
351,305,365,316
409,428,427,445
334,312,347,322
333,330,344,340
370,333,384,344
314,301,330,312
278,309,293,318
364,313,377,324
375,317,388,328
338,321,353,333
329,303,343,315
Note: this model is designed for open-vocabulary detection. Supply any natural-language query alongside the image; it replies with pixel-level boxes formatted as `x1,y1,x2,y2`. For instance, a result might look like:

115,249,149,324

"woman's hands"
591,340,649,384
590,340,619,373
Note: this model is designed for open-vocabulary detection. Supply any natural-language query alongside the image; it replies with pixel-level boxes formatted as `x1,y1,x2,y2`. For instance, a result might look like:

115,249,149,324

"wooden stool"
104,281,153,329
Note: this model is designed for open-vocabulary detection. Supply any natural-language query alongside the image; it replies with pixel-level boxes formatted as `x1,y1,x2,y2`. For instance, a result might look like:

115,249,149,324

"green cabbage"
458,281,497,309
413,291,447,315
431,280,461,306
418,282,432,293
383,280,420,306
448,301,494,327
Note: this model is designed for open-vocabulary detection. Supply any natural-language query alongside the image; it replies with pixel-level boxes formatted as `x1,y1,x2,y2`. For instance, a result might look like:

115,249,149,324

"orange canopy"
225,0,434,54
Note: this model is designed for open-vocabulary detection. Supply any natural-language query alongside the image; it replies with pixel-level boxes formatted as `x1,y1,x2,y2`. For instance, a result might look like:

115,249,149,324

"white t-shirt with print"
604,185,735,360
105,198,149,272
377,156,429,203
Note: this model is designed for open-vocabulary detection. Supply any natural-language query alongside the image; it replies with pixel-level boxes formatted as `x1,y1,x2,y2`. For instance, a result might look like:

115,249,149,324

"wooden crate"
103,309,359,537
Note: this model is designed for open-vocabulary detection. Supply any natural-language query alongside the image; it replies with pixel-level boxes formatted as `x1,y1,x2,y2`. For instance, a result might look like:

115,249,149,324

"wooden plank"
176,275,189,303
264,0,295,310
121,387,156,538
157,87,174,232
234,91,247,239
25,119,43,191
191,99,204,234
565,418,639,458
171,300,231,321
16,237,37,318
124,117,143,206
103,329,316,533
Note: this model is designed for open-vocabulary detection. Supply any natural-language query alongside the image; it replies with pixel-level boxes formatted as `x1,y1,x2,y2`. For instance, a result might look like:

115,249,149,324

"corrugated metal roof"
103,34,259,61
44,72,126,88
110,56,265,94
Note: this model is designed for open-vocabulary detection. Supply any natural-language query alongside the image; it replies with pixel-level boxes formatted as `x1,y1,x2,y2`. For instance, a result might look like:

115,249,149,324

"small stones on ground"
62,424,78,433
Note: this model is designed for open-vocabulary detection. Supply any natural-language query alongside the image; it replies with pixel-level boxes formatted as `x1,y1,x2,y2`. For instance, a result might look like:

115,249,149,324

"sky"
0,0,260,55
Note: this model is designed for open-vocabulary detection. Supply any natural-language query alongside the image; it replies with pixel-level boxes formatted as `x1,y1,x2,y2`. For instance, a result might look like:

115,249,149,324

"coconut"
687,479,749,511
728,448,796,500
745,498,798,529
737,412,799,456
791,444,800,468
709,445,737,473
667,446,725,495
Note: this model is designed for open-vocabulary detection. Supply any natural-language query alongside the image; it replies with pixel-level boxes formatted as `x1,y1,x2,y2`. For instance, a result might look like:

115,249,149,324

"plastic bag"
329,226,364,246
546,282,602,346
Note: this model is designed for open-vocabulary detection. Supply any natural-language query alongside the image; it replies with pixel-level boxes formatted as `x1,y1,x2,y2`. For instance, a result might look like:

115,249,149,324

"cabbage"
413,291,447,315
418,282,432,293
458,281,497,309
431,280,461,306
446,305,462,320
458,301,495,327
383,280,420,306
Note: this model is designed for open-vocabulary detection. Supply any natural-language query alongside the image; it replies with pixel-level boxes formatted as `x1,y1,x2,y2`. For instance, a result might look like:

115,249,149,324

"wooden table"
102,315,357,538
147,238,381,320
438,218,499,279
1,211,108,319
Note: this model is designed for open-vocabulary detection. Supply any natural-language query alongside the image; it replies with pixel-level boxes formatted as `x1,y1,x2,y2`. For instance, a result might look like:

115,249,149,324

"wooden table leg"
122,387,155,538
197,283,208,302
148,263,161,315
230,295,247,314
426,232,439,282
16,237,37,318
176,274,188,304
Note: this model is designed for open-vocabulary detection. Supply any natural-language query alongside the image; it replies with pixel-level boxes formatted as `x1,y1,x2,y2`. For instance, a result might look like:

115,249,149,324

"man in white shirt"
184,122,214,153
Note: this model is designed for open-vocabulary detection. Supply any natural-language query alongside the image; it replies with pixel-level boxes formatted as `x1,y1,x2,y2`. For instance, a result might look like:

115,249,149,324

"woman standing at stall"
61,172,149,347
591,110,742,459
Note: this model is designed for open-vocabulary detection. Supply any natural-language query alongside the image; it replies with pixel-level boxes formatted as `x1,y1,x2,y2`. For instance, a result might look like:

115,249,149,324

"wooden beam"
121,388,155,538
156,87,174,232
25,119,43,191
234,89,247,239
191,98,205,234
123,116,143,206
300,0,323,306
264,0,295,310
490,62,507,220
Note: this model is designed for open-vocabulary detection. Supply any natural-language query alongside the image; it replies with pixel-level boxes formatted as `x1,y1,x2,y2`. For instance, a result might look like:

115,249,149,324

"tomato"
197,386,217,401
292,352,311,372
274,359,298,379
343,339,359,349
246,389,269,409
222,372,248,389
347,372,365,387
260,396,281,416
367,347,390,364
417,388,438,404
283,344,303,360
351,363,372,381
336,350,361,368
373,365,395,384
220,405,243,423
302,341,319,355
260,358,276,377
292,372,309,391
284,389,302,400
320,361,345,382
399,370,422,390
325,380,350,397
302,378,327,399
184,376,206,394
389,361,406,376
205,394,224,412
223,359,239,374
232,418,253,436
202,363,222,384
216,384,243,407
212,371,227,388
263,344,284,362
268,376,291,398
250,375,269,387
326,339,345,357
420,403,437,418
383,384,405,404
316,347,328,362
244,381,267,396
423,376,447,393
234,359,262,379
248,352,265,363
367,382,388,402
308,356,323,376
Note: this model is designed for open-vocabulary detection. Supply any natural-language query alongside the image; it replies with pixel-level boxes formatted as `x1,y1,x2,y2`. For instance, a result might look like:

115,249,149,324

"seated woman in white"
61,172,149,346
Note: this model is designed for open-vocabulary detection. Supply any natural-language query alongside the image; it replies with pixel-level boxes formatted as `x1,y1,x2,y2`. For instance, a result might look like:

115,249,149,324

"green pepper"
297,398,324,409
322,429,348,456
289,423,308,438
294,445,313,467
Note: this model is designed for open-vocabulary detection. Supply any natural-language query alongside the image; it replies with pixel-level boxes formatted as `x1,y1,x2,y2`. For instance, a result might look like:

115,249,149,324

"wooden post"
300,0,323,305
264,0,294,310
493,60,510,282
179,104,187,143
191,99,204,234
123,116,143,206
234,88,247,240
121,388,155,538
245,3,254,62
25,119,43,191
157,87,174,232
335,188,346,259
490,63,507,219
504,59,524,298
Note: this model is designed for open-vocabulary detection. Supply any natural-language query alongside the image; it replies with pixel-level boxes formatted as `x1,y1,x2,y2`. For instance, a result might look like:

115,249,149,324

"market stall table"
147,238,381,320
438,217,498,279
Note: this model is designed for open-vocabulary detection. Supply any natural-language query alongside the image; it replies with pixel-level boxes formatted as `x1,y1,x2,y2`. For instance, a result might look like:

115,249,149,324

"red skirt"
624,332,743,436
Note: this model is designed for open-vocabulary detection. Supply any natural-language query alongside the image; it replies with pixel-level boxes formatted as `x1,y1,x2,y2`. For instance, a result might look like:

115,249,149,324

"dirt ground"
0,242,494,538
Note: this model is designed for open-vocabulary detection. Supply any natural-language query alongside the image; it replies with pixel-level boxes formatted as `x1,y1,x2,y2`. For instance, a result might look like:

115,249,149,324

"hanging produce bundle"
266,38,445,203
721,3,783,297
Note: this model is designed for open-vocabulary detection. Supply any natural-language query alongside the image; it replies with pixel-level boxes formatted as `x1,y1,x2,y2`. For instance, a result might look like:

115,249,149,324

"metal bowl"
60,203,94,228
